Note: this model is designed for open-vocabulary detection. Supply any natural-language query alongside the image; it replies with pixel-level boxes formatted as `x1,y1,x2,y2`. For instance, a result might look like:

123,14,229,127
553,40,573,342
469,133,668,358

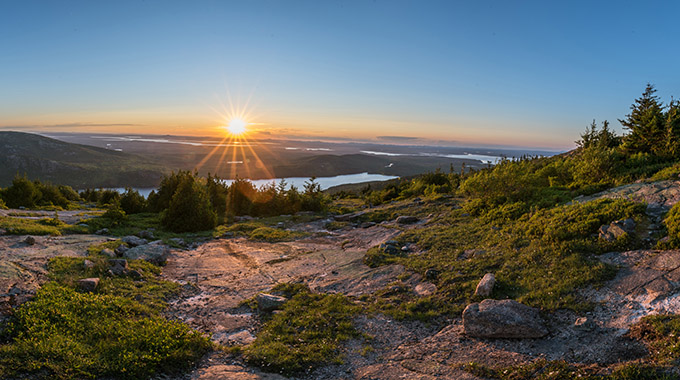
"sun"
227,118,248,135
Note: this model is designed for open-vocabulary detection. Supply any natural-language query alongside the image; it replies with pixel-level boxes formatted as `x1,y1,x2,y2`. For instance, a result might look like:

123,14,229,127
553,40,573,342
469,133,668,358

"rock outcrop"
599,218,635,242
121,235,148,247
463,299,548,338
123,241,169,265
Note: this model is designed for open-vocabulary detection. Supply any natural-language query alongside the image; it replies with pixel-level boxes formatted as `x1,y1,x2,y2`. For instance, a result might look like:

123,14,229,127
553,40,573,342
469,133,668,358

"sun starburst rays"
194,94,275,181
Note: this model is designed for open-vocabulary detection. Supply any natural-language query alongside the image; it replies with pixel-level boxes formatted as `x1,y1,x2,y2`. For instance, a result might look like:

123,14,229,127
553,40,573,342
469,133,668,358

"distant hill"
271,153,486,178
0,131,167,188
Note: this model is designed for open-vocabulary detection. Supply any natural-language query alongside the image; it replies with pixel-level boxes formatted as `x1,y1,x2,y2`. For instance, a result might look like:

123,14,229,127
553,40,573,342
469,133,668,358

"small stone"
129,269,144,280
121,235,148,247
115,244,129,256
396,216,418,224
414,282,437,297
78,278,100,292
137,229,155,240
24,236,36,245
361,222,376,228
226,330,256,345
100,248,116,258
574,317,596,332
95,228,109,235
109,259,129,269
109,259,129,276
401,245,410,252
474,273,495,297
256,293,287,312
277,222,285,229
83,259,95,269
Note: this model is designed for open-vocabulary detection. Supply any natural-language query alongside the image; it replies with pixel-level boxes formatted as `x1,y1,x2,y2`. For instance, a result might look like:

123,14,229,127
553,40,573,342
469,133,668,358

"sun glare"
227,118,247,135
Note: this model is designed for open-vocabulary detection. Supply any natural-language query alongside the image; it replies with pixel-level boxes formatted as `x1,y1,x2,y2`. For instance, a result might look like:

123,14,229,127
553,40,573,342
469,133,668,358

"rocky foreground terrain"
3,181,680,379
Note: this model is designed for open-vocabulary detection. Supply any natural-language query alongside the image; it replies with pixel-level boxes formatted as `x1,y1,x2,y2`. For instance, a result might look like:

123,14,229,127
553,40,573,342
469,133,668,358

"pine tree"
665,98,680,157
161,176,216,232
620,84,665,154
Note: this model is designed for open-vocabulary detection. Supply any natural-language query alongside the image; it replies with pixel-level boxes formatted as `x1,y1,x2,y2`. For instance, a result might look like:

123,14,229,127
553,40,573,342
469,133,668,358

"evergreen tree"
161,176,216,232
119,188,147,214
1,174,42,208
665,98,680,157
620,84,665,154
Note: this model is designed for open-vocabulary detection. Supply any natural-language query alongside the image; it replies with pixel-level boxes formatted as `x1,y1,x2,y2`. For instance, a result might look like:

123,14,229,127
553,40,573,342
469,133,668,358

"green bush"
1,174,42,208
102,207,128,227
161,175,216,232
119,188,147,214
660,203,680,248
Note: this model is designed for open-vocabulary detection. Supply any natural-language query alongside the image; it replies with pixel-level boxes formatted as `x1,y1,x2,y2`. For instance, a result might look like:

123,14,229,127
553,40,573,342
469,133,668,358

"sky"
1,0,679,150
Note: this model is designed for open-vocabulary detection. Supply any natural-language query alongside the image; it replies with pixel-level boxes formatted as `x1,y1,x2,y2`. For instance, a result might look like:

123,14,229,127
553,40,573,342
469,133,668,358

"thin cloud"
0,122,146,129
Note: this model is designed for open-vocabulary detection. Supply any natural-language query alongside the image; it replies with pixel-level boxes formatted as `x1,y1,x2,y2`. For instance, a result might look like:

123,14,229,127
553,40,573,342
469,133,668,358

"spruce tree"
665,99,680,157
620,84,665,154
161,176,216,232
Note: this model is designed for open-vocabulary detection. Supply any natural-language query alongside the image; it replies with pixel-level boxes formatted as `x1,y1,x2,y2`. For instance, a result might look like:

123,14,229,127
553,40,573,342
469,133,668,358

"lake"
105,172,399,198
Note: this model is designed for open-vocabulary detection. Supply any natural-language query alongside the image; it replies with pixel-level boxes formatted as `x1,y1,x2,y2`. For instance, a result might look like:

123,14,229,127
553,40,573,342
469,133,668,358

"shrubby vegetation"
0,174,82,209
0,245,210,379
149,171,328,232
243,283,360,375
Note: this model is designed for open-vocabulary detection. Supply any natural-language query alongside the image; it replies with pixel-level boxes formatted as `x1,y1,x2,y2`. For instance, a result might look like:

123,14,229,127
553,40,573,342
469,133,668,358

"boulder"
169,237,186,247
24,236,36,245
474,273,495,297
414,282,437,297
256,293,287,312
396,216,418,224
100,248,116,258
463,299,548,339
78,278,100,292
122,235,148,247
115,244,129,256
124,242,169,265
137,229,155,240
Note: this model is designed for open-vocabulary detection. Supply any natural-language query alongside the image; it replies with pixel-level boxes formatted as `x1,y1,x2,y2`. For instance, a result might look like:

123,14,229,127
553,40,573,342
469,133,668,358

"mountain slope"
271,153,487,178
0,131,167,188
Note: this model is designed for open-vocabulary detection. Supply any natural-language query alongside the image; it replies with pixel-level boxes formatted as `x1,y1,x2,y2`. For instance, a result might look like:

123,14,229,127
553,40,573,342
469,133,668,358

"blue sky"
1,0,678,149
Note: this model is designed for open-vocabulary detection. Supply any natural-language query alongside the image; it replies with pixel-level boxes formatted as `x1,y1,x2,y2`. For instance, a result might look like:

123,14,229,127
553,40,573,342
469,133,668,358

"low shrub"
0,283,210,380
244,284,359,375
